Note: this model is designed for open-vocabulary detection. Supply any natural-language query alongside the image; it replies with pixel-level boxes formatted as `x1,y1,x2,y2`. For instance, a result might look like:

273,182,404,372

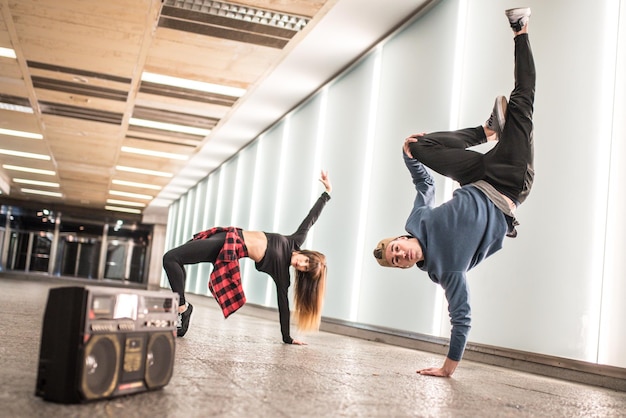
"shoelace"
486,113,496,129
511,17,525,32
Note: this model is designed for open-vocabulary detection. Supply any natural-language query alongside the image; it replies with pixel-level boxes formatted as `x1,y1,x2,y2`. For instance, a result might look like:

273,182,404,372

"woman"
163,171,332,345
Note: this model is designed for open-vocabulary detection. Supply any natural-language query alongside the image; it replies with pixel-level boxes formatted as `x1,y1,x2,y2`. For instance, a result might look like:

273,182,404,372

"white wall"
162,0,626,369
600,0,626,366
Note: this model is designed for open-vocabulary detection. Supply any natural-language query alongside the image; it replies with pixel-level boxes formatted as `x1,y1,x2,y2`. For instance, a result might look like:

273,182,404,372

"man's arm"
403,151,435,210
402,135,435,207
418,272,471,377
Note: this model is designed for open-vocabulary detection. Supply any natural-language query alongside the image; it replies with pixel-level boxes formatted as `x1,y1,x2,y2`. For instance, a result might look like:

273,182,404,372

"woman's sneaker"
505,7,531,32
177,303,193,337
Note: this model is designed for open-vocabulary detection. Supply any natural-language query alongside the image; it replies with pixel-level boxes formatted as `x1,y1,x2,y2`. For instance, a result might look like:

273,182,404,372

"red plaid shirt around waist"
193,227,249,318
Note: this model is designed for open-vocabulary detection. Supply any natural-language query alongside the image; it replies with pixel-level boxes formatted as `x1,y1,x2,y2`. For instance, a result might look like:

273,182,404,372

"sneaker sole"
496,96,507,130
177,303,193,337
505,8,531,18
505,8,531,32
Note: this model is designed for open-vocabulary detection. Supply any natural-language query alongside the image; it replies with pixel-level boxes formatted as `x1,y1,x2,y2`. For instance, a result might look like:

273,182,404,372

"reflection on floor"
2,277,625,417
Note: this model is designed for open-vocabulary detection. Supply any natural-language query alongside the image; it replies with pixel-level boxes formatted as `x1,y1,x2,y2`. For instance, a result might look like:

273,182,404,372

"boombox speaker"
35,286,179,403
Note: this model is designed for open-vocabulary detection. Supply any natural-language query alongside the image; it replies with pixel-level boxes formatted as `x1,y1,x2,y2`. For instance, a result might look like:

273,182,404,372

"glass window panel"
157,0,626,370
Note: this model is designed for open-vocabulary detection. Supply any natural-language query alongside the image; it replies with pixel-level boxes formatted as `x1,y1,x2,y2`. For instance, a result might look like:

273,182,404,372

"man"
373,7,535,377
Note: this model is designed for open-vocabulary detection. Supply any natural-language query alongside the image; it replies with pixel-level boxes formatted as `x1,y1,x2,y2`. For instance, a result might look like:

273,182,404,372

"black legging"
409,33,535,205
162,232,227,306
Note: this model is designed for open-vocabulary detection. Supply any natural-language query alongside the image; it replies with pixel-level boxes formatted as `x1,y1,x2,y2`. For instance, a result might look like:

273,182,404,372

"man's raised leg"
483,8,535,205
408,127,487,185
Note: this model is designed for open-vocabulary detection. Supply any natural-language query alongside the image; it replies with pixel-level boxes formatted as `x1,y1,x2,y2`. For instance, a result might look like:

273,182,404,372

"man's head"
373,235,421,268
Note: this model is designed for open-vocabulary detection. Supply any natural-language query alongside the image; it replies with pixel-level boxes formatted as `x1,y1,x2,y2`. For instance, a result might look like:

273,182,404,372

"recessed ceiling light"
0,102,33,113
13,179,60,188
112,179,162,190
105,205,141,214
121,146,189,160
115,165,173,177
21,188,63,198
141,71,246,97
2,165,56,175
0,149,50,160
0,47,16,59
109,190,153,200
129,118,211,136
0,128,43,139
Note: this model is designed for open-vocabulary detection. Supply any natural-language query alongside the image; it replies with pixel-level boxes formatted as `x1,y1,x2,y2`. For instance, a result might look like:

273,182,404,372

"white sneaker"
505,7,531,32
485,96,508,139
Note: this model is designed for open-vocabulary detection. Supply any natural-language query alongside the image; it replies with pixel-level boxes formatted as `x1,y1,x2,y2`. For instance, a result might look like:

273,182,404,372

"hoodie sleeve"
403,151,435,210
439,271,472,361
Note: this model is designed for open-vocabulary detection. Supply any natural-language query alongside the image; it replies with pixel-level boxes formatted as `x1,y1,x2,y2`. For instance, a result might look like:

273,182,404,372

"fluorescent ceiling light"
0,149,50,160
21,188,62,198
0,103,33,113
121,146,189,161
0,128,43,139
141,71,246,97
2,165,56,175
129,118,211,136
14,178,59,188
115,165,173,178
109,190,153,200
105,205,141,214
0,47,16,59
112,179,162,190
106,199,146,207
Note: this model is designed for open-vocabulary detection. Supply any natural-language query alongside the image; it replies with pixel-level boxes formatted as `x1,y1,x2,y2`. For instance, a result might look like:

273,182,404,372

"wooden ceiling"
0,0,330,216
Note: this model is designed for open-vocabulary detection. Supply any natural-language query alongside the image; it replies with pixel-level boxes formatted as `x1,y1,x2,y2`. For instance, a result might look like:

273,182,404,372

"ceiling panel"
0,108,38,131
0,0,434,218
0,0,329,214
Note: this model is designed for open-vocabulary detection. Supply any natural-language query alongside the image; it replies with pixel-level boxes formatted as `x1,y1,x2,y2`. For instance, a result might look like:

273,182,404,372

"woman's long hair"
293,250,327,332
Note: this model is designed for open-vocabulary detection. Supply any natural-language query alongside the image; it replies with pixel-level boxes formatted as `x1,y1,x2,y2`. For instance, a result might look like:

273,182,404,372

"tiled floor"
2,277,625,417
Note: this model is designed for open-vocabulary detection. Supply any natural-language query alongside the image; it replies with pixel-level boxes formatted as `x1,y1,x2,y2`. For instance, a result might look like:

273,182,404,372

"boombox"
35,286,179,403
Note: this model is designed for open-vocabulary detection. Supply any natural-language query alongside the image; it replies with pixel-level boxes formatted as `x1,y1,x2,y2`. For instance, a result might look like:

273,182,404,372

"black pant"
409,34,535,205
162,232,227,306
